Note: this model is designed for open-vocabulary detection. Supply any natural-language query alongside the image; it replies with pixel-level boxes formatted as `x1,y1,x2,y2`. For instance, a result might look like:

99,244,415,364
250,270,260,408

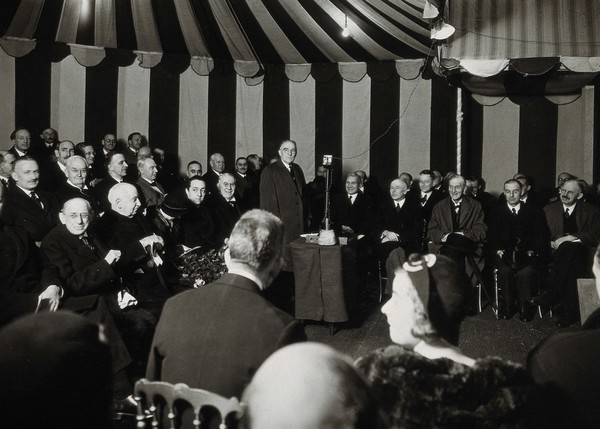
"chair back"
134,378,244,429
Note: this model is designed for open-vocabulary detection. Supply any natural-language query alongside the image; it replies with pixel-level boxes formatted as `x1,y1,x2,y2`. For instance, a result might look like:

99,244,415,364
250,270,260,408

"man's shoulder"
543,201,562,214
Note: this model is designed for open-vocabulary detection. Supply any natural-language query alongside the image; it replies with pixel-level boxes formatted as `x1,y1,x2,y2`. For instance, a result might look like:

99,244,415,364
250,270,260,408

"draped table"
289,237,358,324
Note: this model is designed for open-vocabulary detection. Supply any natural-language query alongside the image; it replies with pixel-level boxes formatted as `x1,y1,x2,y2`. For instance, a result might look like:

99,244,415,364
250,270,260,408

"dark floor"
305,294,580,366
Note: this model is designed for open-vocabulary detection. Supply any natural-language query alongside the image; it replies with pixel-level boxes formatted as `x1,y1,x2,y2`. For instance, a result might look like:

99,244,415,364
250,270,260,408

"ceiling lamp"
342,15,350,37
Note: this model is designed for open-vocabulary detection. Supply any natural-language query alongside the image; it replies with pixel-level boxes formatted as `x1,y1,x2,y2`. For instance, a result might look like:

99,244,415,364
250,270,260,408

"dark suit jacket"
41,224,117,297
544,201,600,248
428,196,487,248
260,160,307,267
201,169,221,197
487,202,550,259
528,328,600,428
206,193,243,246
420,189,445,222
146,273,306,398
234,172,259,209
331,191,373,235
177,202,217,249
373,198,422,248
29,142,55,165
7,146,26,159
93,175,121,213
1,186,58,242
135,177,165,209
54,182,100,214
39,160,68,192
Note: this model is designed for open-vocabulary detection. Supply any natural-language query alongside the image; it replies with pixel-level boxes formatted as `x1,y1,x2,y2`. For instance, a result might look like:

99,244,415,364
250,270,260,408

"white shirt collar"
394,198,406,208
507,202,521,213
67,179,88,190
227,267,263,290
57,161,68,175
15,147,26,157
282,160,292,171
17,184,35,196
563,203,576,213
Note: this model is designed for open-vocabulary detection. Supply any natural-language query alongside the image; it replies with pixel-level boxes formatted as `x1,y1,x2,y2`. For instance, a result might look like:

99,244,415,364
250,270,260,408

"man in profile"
146,209,306,398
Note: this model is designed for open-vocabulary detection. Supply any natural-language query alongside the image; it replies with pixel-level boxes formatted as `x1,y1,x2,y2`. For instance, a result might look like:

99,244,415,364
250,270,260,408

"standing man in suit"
260,140,307,269
428,174,487,272
202,152,225,196
135,158,165,212
146,209,306,398
487,179,550,320
123,132,143,182
542,179,600,327
7,128,31,159
2,157,57,243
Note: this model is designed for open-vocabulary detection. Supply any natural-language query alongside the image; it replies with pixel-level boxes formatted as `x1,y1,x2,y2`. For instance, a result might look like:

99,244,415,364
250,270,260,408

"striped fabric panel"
207,0,257,61
50,55,85,142
3,51,597,199
95,0,117,49
4,0,44,39
131,0,162,53
0,51,16,143
446,0,600,59
173,0,210,58
56,0,80,44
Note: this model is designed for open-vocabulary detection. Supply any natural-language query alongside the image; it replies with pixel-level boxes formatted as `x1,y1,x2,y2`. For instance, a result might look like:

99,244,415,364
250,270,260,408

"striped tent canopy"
440,0,600,97
0,0,433,81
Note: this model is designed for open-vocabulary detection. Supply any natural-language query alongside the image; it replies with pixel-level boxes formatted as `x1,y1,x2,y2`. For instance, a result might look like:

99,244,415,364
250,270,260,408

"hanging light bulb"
341,15,350,37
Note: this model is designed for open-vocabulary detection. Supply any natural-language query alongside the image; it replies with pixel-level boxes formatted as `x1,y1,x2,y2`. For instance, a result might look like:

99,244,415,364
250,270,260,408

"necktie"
81,236,94,252
564,208,570,219
511,208,517,216
395,202,401,213
420,194,427,205
348,195,353,205
30,191,43,209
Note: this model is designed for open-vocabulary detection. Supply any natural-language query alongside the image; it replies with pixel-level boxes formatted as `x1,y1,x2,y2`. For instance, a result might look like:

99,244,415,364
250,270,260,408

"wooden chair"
134,378,244,429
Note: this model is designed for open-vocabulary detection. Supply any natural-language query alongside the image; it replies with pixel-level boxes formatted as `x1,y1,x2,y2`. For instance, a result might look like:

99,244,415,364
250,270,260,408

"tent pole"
456,87,463,175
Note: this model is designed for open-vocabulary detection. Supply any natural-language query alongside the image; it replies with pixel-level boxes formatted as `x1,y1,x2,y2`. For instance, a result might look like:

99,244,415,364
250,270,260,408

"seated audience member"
0,312,113,429
75,141,101,187
2,156,58,243
149,193,187,262
548,172,575,203
234,156,259,209
487,179,550,320
146,209,306,398
31,127,58,165
0,151,16,193
432,169,444,193
242,343,379,429
38,140,74,192
357,254,536,428
505,173,543,208
95,183,171,317
54,155,100,213
94,151,129,212
466,176,496,217
354,169,384,209
136,157,165,213
527,245,600,428
427,174,487,273
371,178,421,262
177,176,216,250
202,152,226,196
94,133,117,176
8,127,32,158
307,165,327,231
152,147,177,193
207,172,244,246
417,169,444,251
399,172,414,199
123,132,143,181
331,173,373,236
540,179,600,327
246,153,262,178
186,160,203,179
137,146,152,162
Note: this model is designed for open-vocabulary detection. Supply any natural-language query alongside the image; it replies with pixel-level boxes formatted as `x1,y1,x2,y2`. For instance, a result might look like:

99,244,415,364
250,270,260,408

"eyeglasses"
559,188,577,196
282,148,297,154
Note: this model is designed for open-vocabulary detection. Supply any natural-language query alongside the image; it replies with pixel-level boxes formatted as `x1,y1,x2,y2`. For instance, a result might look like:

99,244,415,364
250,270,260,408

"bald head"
108,183,140,218
242,343,377,429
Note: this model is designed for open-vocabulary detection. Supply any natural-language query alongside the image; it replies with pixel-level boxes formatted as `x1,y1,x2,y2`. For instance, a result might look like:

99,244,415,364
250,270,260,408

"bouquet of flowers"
176,246,227,288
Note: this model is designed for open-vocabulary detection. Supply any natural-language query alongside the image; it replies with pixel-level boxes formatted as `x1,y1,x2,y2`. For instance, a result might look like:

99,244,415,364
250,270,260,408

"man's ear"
577,192,584,201
224,247,231,266
11,170,18,181
58,212,66,225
